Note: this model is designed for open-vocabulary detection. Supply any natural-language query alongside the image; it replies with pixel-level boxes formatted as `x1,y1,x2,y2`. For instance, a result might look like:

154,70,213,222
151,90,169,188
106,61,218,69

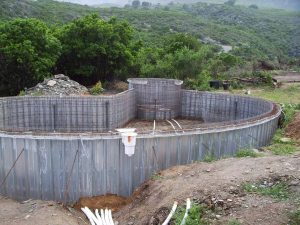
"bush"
90,81,104,95
184,70,212,91
253,71,273,84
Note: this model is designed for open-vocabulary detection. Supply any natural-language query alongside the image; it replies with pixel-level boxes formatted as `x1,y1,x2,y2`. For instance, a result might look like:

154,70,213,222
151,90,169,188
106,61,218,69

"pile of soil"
285,112,300,140
74,194,131,212
25,74,89,96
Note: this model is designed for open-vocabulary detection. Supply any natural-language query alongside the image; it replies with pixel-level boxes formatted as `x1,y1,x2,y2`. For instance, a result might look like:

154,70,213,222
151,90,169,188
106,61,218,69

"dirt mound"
25,74,89,96
74,194,131,212
113,154,300,225
285,112,300,140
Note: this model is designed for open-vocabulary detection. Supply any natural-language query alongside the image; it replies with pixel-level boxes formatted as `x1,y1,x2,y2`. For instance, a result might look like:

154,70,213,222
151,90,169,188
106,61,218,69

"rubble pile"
25,74,89,96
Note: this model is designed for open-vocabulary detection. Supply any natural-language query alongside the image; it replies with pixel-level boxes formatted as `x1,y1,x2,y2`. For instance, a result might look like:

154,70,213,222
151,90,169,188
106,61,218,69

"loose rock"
25,74,88,96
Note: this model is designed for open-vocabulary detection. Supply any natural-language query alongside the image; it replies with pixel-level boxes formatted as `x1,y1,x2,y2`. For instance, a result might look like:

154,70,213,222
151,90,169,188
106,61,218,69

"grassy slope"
234,84,300,104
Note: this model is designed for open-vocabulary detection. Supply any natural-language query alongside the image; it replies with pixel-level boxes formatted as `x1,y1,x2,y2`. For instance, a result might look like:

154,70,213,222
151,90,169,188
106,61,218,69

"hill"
0,0,95,23
55,0,300,11
1,0,299,60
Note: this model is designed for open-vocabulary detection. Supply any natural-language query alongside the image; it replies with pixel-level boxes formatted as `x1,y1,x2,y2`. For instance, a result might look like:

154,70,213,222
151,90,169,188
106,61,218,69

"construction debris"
24,74,89,96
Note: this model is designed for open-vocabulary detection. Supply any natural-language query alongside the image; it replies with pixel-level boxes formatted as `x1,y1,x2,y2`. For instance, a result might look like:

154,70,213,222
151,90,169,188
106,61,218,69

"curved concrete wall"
181,90,273,122
0,91,281,203
128,78,183,120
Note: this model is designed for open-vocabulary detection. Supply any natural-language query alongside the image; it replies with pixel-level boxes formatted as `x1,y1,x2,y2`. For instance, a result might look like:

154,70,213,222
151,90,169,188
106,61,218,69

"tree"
55,14,135,85
142,1,151,8
164,33,202,54
249,4,259,9
224,0,236,6
138,46,215,80
132,0,140,8
182,4,190,11
0,19,61,96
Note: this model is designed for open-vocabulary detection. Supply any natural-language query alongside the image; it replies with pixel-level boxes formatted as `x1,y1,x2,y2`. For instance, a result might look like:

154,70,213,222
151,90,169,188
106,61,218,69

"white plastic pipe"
162,201,178,225
172,119,183,130
105,209,110,225
82,207,114,225
166,120,177,134
101,209,105,223
86,207,104,225
180,198,191,225
108,210,114,225
95,209,103,225
81,207,96,225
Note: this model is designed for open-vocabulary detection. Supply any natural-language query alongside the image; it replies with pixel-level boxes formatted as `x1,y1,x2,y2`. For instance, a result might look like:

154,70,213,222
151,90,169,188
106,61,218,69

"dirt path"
0,154,299,225
273,72,300,83
0,197,86,225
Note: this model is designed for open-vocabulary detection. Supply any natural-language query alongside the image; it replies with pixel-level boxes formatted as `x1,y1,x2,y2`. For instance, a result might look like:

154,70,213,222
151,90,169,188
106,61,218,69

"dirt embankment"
0,154,299,225
286,112,300,140
114,154,300,225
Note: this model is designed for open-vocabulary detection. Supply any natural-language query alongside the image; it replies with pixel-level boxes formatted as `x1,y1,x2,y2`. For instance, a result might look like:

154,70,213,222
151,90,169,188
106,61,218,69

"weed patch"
227,219,242,225
203,154,217,162
173,202,208,225
243,181,289,200
236,149,261,158
289,208,300,225
267,129,298,155
150,172,163,180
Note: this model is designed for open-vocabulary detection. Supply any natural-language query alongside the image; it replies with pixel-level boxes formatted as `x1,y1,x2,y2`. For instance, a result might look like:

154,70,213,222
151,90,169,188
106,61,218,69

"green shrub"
90,81,104,95
253,71,273,85
184,70,212,91
236,149,260,158
230,80,244,89
18,90,25,96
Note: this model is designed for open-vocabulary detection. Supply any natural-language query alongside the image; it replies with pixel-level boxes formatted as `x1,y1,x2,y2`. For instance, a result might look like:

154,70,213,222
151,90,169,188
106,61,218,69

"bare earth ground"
124,119,204,133
1,153,299,225
0,197,86,225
